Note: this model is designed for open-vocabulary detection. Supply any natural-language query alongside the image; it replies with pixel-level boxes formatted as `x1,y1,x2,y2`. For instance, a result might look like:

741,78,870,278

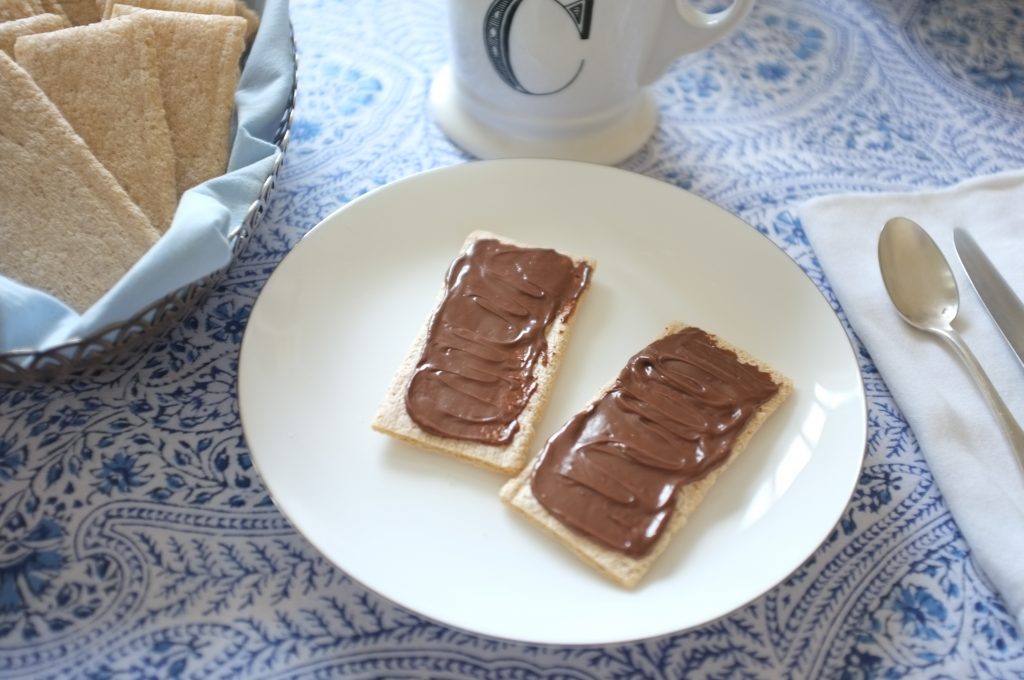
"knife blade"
953,227,1024,369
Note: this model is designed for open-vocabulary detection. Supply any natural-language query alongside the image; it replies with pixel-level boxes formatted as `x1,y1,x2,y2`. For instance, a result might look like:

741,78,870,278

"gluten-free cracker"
0,0,46,21
15,15,178,231
0,52,160,312
0,12,68,56
109,5,246,197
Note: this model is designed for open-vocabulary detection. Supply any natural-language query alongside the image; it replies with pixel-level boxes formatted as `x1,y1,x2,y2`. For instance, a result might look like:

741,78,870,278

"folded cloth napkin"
799,170,1024,627
0,0,293,354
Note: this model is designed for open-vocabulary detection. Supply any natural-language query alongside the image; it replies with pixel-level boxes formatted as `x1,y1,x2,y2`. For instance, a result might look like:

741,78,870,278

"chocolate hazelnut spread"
405,238,591,445
529,327,779,557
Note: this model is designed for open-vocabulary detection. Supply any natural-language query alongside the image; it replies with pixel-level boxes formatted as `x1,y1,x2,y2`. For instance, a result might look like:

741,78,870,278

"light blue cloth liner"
0,0,293,354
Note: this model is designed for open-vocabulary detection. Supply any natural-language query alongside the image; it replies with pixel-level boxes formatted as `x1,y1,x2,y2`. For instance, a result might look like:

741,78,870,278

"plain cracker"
15,15,178,231
232,0,258,40
109,6,246,197
36,0,68,20
59,0,100,24
0,12,68,57
101,0,232,20
106,0,257,40
0,52,160,312
0,0,46,21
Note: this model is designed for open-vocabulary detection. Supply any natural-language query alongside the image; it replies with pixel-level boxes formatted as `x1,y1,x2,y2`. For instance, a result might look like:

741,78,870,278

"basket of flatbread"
0,0,293,383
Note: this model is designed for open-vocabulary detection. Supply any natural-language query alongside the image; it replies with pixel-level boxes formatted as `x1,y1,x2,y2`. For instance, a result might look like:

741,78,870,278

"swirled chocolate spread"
530,327,779,557
405,239,591,445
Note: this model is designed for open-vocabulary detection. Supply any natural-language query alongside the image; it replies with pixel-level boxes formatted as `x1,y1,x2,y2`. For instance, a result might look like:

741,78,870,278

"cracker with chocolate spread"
372,231,594,474
500,323,792,588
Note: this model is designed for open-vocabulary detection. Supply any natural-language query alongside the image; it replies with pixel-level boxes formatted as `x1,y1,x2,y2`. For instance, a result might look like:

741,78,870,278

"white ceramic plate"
238,159,866,645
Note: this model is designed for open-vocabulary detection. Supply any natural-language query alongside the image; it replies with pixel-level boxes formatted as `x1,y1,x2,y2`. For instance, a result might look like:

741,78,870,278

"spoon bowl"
878,216,960,331
878,216,1024,474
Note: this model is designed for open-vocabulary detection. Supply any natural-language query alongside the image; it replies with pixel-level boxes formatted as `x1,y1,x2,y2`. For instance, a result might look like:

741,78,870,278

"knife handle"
937,326,1024,478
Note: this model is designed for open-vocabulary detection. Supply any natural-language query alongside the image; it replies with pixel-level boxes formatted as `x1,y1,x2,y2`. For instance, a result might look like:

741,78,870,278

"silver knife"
953,227,1024,369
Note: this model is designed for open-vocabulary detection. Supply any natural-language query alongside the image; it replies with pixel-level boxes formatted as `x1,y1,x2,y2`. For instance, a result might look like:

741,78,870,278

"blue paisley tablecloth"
3,0,1024,677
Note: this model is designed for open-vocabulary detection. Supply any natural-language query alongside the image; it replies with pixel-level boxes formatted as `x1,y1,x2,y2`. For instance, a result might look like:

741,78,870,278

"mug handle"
640,0,756,85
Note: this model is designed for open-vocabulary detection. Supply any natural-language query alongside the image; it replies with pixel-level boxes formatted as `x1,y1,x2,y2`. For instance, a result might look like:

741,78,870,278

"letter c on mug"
483,0,594,95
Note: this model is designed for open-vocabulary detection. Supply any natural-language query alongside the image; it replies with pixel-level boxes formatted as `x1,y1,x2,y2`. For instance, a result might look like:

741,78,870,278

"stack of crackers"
0,0,258,313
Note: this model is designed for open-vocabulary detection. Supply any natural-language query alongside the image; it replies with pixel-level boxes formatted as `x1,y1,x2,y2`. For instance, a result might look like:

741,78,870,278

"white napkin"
798,170,1024,628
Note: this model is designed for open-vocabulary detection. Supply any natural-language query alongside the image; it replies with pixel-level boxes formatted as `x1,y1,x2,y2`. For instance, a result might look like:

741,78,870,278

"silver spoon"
878,216,1024,475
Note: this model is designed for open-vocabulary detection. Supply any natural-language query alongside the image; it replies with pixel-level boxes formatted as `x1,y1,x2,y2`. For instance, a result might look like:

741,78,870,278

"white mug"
430,0,755,164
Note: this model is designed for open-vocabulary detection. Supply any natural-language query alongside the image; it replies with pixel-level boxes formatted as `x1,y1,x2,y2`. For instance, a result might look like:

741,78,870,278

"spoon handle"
938,327,1024,476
